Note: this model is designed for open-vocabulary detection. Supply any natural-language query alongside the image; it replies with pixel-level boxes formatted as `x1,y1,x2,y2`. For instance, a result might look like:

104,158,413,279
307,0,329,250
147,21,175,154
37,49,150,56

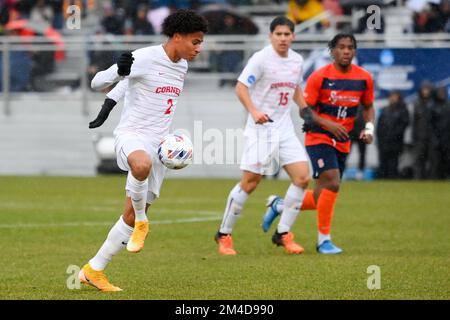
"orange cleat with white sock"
78,263,122,292
127,221,149,253
272,231,304,254
214,232,237,255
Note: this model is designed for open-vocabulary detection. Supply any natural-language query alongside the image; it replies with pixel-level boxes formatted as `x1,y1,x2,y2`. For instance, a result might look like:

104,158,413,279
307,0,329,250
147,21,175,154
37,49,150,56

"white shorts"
115,134,167,202
239,127,308,175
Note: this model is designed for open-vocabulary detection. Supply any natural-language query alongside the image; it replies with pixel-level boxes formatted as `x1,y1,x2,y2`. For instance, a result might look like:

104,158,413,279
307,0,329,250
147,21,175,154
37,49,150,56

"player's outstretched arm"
89,98,117,129
91,52,134,91
89,79,128,129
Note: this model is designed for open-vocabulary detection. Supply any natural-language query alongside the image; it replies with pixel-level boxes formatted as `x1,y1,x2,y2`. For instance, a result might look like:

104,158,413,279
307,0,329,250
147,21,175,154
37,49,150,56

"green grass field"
0,176,449,300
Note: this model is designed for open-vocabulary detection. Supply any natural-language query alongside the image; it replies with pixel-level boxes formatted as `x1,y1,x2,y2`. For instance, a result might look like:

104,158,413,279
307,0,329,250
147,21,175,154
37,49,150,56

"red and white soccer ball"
158,133,193,170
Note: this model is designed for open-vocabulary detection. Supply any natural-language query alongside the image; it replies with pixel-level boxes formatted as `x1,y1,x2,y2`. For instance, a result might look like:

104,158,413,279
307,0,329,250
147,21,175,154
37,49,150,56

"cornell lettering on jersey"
156,86,181,96
270,82,297,89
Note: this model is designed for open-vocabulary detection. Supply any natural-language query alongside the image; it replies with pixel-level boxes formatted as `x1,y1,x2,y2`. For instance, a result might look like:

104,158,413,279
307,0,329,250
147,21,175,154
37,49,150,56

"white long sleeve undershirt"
91,64,124,91
106,78,128,102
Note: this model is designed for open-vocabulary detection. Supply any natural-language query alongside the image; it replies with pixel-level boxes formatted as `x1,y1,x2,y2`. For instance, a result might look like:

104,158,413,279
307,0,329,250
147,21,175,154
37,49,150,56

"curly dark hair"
162,9,208,37
328,33,357,51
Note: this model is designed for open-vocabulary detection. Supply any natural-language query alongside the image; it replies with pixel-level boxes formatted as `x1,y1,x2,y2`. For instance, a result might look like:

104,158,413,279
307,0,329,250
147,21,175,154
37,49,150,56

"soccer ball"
158,133,193,170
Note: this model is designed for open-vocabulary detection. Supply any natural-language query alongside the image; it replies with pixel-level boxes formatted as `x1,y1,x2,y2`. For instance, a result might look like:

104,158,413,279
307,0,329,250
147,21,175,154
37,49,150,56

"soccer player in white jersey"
78,10,208,292
214,16,310,255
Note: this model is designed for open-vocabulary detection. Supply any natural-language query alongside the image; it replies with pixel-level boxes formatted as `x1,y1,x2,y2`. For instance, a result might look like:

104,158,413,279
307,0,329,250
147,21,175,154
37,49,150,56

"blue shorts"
306,144,348,179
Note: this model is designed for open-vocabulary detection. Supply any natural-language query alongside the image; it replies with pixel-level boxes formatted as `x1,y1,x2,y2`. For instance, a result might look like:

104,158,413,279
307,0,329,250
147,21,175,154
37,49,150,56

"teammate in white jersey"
214,17,310,255
79,10,208,292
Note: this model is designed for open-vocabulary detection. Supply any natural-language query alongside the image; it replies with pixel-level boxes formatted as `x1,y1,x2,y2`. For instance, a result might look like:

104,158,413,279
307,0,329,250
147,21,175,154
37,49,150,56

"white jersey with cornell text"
92,44,187,146
91,44,188,198
237,45,304,133
237,45,308,175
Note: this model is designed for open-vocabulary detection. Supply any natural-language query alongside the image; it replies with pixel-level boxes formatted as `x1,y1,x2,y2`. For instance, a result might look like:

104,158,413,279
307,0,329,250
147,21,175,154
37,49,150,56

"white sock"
219,183,249,234
89,216,134,271
277,184,305,234
126,172,148,222
318,232,331,246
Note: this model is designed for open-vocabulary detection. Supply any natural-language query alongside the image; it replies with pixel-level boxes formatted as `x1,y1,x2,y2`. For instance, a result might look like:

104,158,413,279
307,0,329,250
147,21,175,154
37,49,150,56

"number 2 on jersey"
164,99,174,115
278,92,289,106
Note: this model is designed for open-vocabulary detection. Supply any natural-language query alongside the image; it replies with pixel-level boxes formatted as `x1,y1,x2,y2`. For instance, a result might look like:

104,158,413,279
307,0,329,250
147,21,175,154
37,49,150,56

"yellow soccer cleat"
126,221,149,253
78,263,122,292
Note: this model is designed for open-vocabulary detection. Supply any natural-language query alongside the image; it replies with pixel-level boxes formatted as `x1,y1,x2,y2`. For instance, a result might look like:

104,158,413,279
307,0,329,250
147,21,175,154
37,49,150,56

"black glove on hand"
302,123,313,133
117,52,134,76
300,106,314,133
89,98,117,129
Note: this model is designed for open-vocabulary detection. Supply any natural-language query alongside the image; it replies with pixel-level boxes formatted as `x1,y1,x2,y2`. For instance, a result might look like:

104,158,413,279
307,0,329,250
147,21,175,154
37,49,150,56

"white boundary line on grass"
0,216,222,229
0,202,222,215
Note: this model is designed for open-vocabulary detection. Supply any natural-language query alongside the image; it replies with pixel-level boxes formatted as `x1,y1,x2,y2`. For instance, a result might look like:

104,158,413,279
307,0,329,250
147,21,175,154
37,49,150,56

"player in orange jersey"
263,33,375,254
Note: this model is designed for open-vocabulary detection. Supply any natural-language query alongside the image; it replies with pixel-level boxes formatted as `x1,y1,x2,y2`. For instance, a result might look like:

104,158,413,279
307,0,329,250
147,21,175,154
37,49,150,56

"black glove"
300,106,314,133
117,52,134,76
302,122,313,133
89,98,117,129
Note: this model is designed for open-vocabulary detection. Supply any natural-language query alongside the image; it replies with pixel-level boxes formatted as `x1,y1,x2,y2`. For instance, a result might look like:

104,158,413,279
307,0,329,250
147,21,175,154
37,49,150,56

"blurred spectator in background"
102,0,233,36
87,30,117,90
47,0,63,29
101,1,125,35
429,86,450,179
412,0,449,33
1,14,64,91
412,80,434,179
0,27,33,91
348,106,367,180
440,0,450,32
322,0,343,16
0,0,13,31
30,50,56,91
125,4,154,35
286,0,327,27
215,12,248,87
148,0,171,34
30,0,53,25
376,91,410,179
113,0,148,18
2,50,32,91
12,0,34,19
202,5,258,87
